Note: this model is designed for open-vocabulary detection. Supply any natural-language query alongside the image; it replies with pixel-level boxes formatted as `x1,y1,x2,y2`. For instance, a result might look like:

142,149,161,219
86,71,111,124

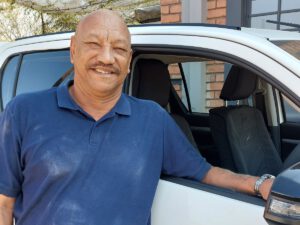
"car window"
1,55,20,109
282,94,300,123
169,59,256,113
16,50,72,95
168,63,189,108
169,59,228,113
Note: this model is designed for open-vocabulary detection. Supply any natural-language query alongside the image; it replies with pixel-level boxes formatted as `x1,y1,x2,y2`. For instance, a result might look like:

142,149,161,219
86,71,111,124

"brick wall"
160,0,182,100
206,60,225,108
168,64,182,98
160,0,227,111
160,0,227,25
207,0,226,24
206,0,227,109
160,0,181,23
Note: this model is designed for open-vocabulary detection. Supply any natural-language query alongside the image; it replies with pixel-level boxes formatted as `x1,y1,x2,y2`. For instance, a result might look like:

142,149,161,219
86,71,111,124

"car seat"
132,58,198,149
209,65,300,176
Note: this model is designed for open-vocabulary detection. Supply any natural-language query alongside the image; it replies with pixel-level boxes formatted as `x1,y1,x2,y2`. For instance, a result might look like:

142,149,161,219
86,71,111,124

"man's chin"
90,82,122,95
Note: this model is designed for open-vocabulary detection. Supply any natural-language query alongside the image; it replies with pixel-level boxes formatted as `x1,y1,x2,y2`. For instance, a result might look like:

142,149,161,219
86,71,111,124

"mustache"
89,62,120,74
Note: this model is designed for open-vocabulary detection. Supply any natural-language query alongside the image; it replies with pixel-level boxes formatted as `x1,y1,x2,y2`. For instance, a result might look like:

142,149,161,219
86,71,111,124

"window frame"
249,0,300,31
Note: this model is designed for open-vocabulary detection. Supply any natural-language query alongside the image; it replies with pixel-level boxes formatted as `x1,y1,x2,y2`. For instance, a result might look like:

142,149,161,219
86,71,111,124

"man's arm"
0,194,15,225
202,166,273,200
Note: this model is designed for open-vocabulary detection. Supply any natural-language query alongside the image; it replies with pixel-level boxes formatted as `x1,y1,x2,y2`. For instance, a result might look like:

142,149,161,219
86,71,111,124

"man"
0,9,273,225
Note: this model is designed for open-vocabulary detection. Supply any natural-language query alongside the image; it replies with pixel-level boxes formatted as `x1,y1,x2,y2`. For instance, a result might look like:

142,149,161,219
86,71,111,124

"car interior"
128,51,300,180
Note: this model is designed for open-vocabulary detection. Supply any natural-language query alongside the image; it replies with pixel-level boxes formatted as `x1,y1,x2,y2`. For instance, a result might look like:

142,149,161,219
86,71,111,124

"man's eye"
86,42,99,48
114,47,127,53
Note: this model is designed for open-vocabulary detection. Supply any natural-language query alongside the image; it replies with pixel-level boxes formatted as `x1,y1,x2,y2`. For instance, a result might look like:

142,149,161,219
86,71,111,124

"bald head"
69,9,133,102
75,9,131,44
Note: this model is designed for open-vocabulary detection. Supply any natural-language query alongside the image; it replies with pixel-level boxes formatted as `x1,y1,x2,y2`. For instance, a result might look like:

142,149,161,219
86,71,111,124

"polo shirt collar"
57,80,78,111
113,93,131,116
56,80,131,116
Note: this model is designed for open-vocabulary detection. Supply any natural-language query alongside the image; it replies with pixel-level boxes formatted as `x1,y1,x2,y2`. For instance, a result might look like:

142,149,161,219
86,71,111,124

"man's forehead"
78,10,127,32
81,28,130,43
76,12,130,42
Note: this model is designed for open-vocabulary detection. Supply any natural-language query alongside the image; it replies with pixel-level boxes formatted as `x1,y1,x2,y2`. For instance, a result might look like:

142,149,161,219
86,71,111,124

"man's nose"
96,46,115,65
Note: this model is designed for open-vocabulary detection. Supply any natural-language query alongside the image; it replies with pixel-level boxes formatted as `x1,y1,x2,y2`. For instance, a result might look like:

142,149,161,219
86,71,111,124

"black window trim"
178,62,192,112
13,54,23,97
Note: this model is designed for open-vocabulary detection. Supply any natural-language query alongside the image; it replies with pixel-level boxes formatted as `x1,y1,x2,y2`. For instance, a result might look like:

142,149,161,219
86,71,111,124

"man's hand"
0,194,15,225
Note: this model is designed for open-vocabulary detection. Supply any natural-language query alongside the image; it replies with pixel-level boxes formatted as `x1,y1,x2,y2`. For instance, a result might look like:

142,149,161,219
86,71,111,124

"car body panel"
152,180,267,225
241,27,300,40
0,42,8,47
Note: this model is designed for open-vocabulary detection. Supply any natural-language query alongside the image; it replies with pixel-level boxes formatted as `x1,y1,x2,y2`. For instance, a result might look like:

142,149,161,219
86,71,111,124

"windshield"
271,40,300,61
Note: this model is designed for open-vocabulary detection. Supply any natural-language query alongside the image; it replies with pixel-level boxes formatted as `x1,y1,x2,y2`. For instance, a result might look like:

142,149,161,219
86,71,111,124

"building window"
250,0,300,31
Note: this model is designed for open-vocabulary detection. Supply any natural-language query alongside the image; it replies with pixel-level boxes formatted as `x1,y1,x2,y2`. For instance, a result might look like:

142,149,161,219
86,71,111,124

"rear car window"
16,50,72,95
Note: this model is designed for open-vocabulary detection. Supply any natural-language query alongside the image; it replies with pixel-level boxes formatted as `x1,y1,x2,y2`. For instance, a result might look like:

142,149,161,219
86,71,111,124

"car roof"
1,25,299,75
1,24,298,66
0,42,8,46
241,27,300,41
5,24,300,46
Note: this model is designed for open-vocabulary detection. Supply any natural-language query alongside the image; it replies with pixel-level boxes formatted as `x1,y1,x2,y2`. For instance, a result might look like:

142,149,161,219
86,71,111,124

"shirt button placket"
89,122,98,151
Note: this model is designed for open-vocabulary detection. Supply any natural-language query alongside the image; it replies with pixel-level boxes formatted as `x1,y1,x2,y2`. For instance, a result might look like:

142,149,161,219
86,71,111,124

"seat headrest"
220,65,257,101
133,59,171,108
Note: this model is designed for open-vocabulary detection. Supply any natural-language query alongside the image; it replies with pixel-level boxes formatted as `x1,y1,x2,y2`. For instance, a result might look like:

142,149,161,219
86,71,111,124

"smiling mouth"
93,68,116,76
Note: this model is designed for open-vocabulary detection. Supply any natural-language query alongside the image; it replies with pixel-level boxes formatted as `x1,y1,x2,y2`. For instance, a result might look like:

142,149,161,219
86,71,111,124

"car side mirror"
264,162,300,225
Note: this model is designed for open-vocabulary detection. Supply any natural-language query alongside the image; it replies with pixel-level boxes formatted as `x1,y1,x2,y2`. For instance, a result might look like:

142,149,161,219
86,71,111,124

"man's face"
70,13,132,97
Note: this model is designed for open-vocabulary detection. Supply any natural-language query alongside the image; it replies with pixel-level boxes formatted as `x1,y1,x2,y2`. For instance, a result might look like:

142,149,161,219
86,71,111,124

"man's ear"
70,35,76,64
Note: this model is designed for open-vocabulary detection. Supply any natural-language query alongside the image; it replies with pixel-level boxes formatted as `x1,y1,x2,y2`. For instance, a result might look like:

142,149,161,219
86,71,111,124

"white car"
0,25,299,225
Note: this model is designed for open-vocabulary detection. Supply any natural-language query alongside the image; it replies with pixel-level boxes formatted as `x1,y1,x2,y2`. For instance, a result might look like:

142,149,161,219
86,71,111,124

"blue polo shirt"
0,82,211,225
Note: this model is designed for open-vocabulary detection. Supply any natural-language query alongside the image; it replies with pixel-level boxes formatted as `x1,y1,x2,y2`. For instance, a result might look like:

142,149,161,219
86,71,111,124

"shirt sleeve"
0,104,23,197
162,112,211,181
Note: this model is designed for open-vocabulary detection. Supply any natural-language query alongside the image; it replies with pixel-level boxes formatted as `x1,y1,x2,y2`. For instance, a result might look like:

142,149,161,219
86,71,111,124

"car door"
129,27,300,225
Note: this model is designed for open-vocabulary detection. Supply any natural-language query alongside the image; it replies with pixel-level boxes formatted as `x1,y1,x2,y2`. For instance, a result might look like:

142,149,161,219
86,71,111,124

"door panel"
152,179,267,225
